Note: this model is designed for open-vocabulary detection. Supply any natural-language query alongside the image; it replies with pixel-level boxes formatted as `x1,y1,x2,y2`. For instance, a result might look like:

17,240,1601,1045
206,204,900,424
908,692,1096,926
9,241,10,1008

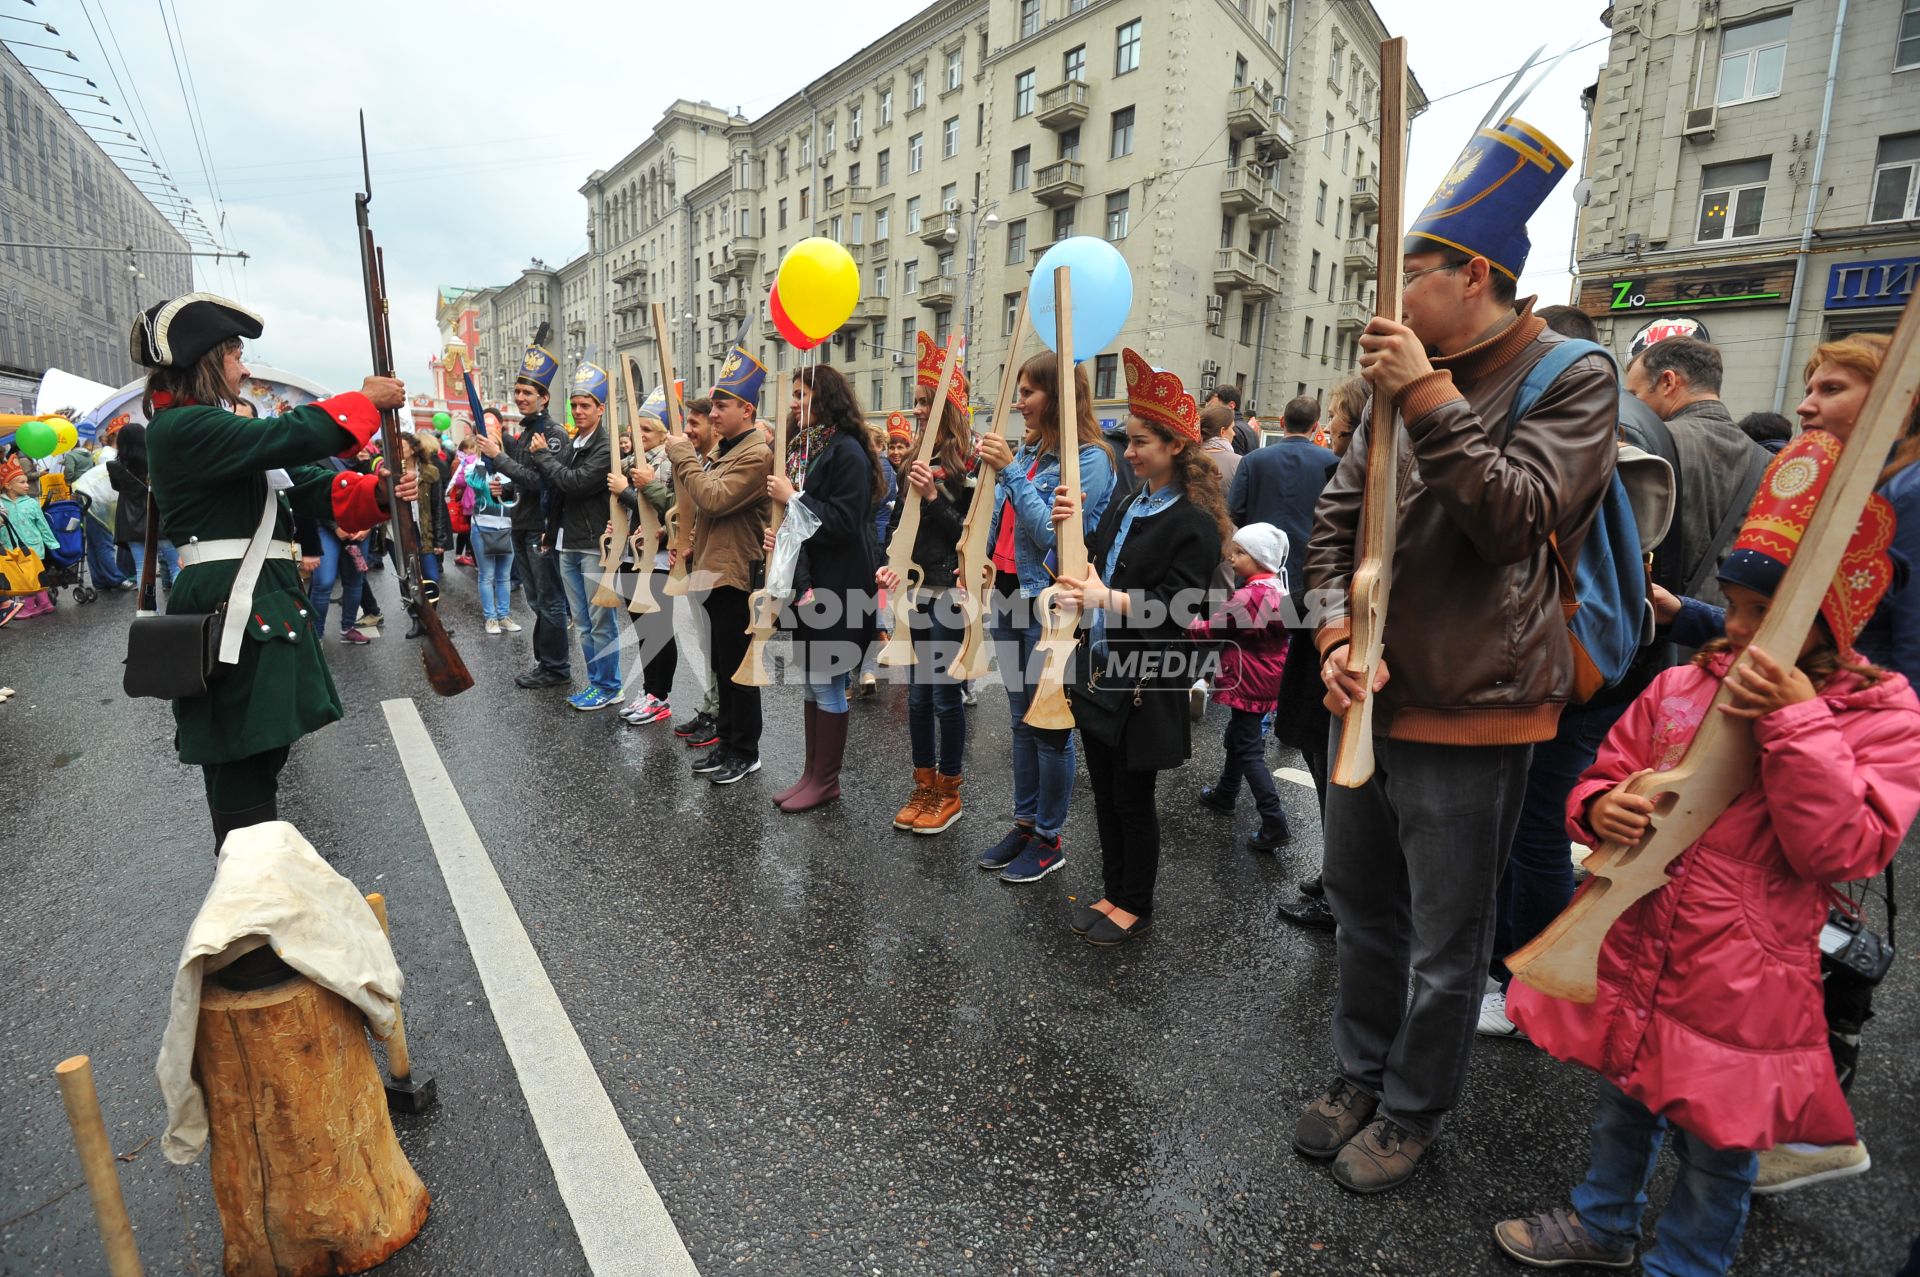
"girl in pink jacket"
1189,522,1292,852
1497,431,1920,1275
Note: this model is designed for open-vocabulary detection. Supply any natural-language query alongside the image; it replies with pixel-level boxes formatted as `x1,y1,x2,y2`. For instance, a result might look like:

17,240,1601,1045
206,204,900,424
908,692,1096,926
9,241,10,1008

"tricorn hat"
129,292,263,369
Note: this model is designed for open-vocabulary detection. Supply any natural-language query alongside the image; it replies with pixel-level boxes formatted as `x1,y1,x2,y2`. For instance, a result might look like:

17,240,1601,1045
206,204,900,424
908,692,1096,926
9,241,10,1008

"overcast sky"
35,1,1604,395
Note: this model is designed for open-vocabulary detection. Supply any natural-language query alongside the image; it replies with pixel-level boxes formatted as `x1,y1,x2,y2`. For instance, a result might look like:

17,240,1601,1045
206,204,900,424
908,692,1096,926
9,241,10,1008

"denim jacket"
986,440,1117,596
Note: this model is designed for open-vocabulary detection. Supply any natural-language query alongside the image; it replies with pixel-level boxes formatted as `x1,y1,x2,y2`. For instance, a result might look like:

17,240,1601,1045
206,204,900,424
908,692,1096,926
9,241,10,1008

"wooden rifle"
651,304,696,598
354,112,472,697
620,355,663,615
1331,36,1408,786
589,359,632,610
876,336,964,668
948,296,1030,682
733,372,791,686
1508,290,1920,1003
1022,265,1082,730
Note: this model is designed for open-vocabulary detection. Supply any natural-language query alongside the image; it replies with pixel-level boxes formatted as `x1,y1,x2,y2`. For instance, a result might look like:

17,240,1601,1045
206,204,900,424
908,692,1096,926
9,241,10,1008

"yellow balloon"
774,238,860,340
50,418,79,453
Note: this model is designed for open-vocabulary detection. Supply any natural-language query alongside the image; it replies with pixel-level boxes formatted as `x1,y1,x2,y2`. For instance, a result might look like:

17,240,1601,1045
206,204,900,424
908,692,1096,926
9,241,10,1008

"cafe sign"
1824,256,1919,312
1578,261,1795,316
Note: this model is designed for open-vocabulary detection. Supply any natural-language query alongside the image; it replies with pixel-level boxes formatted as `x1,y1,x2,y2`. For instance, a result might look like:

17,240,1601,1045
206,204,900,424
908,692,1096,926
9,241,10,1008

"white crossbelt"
175,539,298,567
171,491,290,665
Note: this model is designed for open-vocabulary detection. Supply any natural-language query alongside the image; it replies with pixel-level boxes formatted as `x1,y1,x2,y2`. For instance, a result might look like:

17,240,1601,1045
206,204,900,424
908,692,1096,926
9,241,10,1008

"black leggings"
1082,731,1162,918
201,746,291,812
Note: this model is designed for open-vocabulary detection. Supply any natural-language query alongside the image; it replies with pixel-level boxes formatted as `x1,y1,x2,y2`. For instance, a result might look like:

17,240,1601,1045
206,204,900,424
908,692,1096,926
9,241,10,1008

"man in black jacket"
476,340,572,688
530,360,622,712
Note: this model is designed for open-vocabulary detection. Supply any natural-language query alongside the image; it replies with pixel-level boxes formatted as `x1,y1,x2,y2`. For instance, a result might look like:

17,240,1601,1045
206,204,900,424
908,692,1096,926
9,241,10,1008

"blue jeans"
307,526,364,636
991,586,1073,840
1573,1080,1757,1277
471,525,514,621
85,515,126,587
803,671,853,713
127,540,179,590
419,551,441,584
907,597,965,775
557,550,621,693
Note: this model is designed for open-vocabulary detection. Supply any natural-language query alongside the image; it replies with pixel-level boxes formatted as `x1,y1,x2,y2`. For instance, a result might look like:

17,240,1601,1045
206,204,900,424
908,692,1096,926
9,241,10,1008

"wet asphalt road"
1,566,1915,1276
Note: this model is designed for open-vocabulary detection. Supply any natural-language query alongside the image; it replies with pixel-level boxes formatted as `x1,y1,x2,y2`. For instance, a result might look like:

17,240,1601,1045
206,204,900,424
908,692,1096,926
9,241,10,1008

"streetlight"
19,65,95,85
46,87,110,106
2,37,75,59
940,200,999,390
0,17,59,33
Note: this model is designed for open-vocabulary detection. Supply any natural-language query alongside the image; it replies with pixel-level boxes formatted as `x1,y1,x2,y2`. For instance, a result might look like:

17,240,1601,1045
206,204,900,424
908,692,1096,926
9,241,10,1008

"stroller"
37,496,97,604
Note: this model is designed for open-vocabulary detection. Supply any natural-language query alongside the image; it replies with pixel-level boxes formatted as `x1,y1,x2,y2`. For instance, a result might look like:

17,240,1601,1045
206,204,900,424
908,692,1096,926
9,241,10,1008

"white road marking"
382,699,699,1277
1274,766,1316,788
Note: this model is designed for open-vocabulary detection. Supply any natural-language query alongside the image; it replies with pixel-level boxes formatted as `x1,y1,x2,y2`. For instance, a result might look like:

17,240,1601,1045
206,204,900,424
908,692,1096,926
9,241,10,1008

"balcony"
1249,187,1290,230
710,338,734,363
826,183,871,212
1351,176,1379,214
852,293,890,322
1035,80,1089,131
1226,83,1273,140
917,272,958,309
709,235,760,281
1033,160,1086,207
1213,248,1259,294
1257,105,1297,160
866,235,889,263
711,296,750,323
1344,237,1377,274
919,209,958,245
611,261,647,285
1221,165,1263,215
1335,297,1371,332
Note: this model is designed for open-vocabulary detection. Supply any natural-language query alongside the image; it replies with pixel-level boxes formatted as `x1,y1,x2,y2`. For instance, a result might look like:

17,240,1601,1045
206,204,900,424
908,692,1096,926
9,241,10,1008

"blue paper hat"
1404,116,1572,281
517,342,560,393
571,360,609,405
637,384,668,424
712,344,767,406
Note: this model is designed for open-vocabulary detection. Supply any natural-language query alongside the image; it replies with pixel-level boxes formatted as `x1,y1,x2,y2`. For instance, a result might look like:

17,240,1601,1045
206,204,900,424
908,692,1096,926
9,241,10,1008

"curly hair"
141,337,240,417
914,389,972,480
798,364,889,504
1134,419,1234,542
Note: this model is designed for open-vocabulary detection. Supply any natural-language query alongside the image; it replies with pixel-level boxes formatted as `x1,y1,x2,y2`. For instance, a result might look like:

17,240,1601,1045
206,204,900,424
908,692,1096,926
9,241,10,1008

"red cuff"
315,392,382,458
332,470,387,535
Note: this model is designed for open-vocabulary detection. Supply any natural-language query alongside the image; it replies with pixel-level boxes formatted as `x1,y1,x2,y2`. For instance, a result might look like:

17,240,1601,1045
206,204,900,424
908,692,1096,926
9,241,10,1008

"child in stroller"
1,460,61,623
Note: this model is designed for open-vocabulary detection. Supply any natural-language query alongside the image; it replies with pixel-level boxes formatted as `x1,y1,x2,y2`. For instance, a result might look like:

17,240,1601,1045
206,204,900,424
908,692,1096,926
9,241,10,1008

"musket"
619,356,664,615
1508,290,1920,1003
355,112,472,696
1022,265,1082,731
948,296,1030,682
733,371,791,687
650,304,697,598
876,336,964,668
1331,36,1408,787
589,358,632,610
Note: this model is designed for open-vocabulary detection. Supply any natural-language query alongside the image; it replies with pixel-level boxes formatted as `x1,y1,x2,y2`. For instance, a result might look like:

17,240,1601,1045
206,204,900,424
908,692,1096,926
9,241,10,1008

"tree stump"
194,973,429,1276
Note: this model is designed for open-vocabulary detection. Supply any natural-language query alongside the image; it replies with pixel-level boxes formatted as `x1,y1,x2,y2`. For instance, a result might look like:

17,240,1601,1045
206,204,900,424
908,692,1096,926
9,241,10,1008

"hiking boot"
1493,1207,1635,1270
1292,1078,1378,1159
1331,1117,1430,1194
911,773,964,835
894,767,938,831
999,833,1065,883
1752,1141,1871,1195
977,825,1032,871
1477,989,1527,1039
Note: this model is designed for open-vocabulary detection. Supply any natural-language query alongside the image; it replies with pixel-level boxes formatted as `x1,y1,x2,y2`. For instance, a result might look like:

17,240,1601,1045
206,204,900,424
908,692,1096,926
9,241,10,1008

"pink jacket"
1187,574,1289,713
1510,658,1920,1150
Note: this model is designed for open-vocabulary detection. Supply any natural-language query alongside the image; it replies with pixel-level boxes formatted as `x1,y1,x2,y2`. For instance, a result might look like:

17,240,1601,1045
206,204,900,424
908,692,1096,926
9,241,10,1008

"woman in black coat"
1052,352,1228,945
765,364,886,813
106,421,180,591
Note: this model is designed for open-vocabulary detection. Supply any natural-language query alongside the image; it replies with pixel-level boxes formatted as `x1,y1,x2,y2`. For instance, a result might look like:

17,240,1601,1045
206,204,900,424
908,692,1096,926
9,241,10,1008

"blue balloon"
1028,236,1134,364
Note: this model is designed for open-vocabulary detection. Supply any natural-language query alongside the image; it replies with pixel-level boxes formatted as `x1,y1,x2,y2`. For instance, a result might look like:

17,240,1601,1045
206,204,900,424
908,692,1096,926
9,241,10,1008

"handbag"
0,511,44,596
123,489,274,700
477,523,514,558
1066,641,1143,749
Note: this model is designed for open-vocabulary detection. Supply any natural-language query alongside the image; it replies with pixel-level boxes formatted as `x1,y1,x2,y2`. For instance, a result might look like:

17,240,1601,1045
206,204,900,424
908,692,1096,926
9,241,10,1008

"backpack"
1511,338,1661,703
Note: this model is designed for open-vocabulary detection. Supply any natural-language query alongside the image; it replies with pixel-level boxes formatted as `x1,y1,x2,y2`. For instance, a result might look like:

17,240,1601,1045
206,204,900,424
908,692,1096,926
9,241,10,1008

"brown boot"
894,767,937,830
778,707,847,812
1331,1117,1430,1194
772,701,819,807
911,772,963,834
1292,1078,1378,1159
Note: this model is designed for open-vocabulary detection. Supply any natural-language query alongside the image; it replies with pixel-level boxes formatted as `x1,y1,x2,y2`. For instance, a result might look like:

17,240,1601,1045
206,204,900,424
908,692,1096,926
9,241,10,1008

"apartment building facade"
1575,0,1920,413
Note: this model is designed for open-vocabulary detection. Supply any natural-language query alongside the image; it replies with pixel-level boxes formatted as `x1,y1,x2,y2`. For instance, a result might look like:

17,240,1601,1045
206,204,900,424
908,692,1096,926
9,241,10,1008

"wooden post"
54,1055,144,1277
653,305,696,598
1508,290,1920,1002
1023,266,1082,730
196,974,430,1276
734,371,792,687
877,337,965,667
1331,35,1409,789
949,297,1030,682
363,893,412,1081
621,356,663,615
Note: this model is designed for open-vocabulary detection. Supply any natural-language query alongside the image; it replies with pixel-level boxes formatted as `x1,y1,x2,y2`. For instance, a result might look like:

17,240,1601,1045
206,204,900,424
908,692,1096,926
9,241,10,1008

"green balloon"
432,411,452,431
15,418,56,459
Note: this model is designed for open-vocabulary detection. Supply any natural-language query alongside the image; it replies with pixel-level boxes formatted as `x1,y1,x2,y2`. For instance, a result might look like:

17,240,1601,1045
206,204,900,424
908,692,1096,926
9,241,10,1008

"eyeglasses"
1401,263,1463,290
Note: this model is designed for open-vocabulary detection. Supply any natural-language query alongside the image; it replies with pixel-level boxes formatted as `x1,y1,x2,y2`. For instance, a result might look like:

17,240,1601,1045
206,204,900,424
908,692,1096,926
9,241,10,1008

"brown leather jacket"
666,429,771,593
1305,306,1619,746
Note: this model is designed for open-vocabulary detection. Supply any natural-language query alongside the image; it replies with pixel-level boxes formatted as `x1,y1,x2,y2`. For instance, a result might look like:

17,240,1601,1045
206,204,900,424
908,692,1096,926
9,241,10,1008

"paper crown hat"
712,344,767,405
571,360,609,405
1121,348,1200,442
0,459,24,487
637,384,668,425
1717,430,1897,649
517,342,560,394
885,411,915,444
1404,116,1572,281
129,292,263,369
915,331,969,415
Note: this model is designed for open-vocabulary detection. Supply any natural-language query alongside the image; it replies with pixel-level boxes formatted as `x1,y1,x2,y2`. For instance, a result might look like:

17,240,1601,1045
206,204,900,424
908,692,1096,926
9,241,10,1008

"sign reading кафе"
1577,261,1796,317
1825,256,1919,312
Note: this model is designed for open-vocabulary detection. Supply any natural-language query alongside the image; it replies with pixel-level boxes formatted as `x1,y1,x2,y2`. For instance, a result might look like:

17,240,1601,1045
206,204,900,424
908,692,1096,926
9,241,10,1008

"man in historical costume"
1296,118,1619,1191
529,360,623,711
134,293,415,851
475,337,573,688
664,345,772,787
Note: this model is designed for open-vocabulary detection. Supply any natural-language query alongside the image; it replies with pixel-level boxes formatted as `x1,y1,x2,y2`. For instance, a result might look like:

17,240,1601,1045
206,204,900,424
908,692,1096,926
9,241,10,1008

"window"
875,207,891,239
1094,353,1119,398
1012,146,1032,191
1341,133,1351,173
1870,133,1920,222
941,182,958,209
872,377,886,409
1239,302,1255,345
848,162,862,187
1105,190,1130,239
824,120,836,154
946,48,964,91
937,250,955,282
1015,70,1037,117
777,146,790,179
1052,206,1077,241
880,89,894,126
901,376,914,407
906,195,923,233
1110,107,1135,158
1315,181,1328,223
874,264,889,295
877,149,892,185
1266,6,1279,46
1324,114,1335,156
1301,317,1313,357
1717,14,1790,105
1901,0,1920,70
1308,249,1321,292
1329,40,1342,87
778,197,789,230
1698,157,1770,240
935,310,953,345
901,317,917,352
910,69,927,110
1070,0,1090,11
1116,20,1142,75
800,186,811,218
849,106,863,140
1020,0,1040,38
800,134,812,165
943,116,960,158
1221,213,1237,249
909,133,925,173
1059,127,1081,160
1004,292,1022,335
1321,326,1331,365
905,260,920,294
1065,45,1087,82
1006,218,1029,264
977,104,986,145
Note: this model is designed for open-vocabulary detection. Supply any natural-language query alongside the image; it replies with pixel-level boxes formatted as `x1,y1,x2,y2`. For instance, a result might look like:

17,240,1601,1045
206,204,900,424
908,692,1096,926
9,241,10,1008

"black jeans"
513,531,570,676
1215,708,1287,831
704,586,760,762
1082,731,1162,918
201,745,291,812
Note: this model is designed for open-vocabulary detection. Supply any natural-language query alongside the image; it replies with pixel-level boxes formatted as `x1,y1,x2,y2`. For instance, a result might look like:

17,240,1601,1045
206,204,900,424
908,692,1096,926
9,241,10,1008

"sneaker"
1197,785,1236,813
1477,989,1527,1039
339,627,371,645
501,616,523,632
961,682,979,705
860,670,878,696
0,599,23,627
673,710,710,737
515,667,571,689
709,755,761,785
456,554,475,567
1189,678,1208,722
690,748,732,775
568,687,623,712
1493,1208,1635,1270
999,834,1065,883
977,825,1033,871
486,619,502,635
637,699,673,723
618,696,653,724
1752,1141,1871,1195
357,611,385,629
